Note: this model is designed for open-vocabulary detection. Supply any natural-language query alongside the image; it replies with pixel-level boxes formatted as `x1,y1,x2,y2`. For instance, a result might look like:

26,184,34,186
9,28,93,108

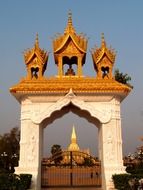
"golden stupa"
68,125,80,151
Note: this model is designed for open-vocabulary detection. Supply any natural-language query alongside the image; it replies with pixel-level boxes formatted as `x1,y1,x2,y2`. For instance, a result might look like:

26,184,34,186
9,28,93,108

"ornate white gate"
10,12,131,190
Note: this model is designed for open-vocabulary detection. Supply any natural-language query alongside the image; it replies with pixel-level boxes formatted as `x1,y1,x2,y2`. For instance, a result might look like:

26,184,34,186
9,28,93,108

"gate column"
99,99,125,190
15,117,43,190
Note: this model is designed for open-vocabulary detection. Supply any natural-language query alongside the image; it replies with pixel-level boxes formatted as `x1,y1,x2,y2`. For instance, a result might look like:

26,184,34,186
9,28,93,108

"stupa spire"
68,125,79,151
71,125,77,143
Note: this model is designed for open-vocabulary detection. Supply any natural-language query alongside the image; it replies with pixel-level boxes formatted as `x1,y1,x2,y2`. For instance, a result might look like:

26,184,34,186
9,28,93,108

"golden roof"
10,13,132,101
91,33,116,66
24,34,48,66
10,76,131,98
53,11,87,54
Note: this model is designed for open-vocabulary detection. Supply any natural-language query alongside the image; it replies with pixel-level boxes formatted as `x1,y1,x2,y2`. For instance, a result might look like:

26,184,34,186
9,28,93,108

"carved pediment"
31,89,111,124
62,40,81,55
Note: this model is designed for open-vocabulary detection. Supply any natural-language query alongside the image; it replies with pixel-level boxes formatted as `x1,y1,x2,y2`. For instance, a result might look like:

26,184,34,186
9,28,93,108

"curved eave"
54,34,86,54
10,78,131,102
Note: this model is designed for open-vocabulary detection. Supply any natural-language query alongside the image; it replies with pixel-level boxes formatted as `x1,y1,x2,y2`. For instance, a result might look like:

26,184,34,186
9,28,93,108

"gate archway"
42,103,99,156
10,12,131,190
42,102,101,187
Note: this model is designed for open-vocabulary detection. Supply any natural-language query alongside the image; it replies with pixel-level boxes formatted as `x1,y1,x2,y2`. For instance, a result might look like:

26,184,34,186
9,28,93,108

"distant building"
61,125,91,165
68,126,80,151
43,125,95,165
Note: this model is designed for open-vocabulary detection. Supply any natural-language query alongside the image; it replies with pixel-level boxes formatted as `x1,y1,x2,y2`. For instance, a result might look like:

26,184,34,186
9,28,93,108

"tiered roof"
10,12,131,101
53,11,87,54
91,33,116,67
24,34,48,68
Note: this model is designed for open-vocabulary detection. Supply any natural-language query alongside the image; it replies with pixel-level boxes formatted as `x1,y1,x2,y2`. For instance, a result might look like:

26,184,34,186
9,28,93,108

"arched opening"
31,67,39,79
101,66,109,78
41,103,101,187
63,56,77,76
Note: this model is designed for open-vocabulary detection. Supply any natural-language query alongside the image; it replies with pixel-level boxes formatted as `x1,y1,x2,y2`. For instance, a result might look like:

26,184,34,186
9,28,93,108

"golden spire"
64,10,75,34
68,125,79,151
71,125,76,143
34,33,39,49
68,10,72,25
101,33,106,48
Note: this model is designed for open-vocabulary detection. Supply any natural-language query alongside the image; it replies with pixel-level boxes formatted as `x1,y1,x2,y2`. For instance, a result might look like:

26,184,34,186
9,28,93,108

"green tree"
0,127,20,173
114,69,132,88
51,144,63,164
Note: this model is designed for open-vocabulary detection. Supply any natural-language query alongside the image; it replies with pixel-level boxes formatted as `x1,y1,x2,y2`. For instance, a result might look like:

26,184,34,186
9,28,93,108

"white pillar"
99,115,125,189
15,119,43,190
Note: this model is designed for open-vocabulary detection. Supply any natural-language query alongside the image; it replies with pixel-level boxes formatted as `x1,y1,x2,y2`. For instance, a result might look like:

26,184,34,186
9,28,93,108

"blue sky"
0,0,143,156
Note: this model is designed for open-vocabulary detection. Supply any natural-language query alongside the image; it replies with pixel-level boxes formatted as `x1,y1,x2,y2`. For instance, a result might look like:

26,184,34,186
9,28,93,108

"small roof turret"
91,33,116,79
92,33,116,66
53,11,88,77
23,34,48,79
24,34,48,65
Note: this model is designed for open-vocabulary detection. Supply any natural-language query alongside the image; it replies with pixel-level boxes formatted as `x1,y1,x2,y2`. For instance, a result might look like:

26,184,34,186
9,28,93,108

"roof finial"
101,32,106,47
64,10,75,34
35,33,39,48
68,9,72,25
